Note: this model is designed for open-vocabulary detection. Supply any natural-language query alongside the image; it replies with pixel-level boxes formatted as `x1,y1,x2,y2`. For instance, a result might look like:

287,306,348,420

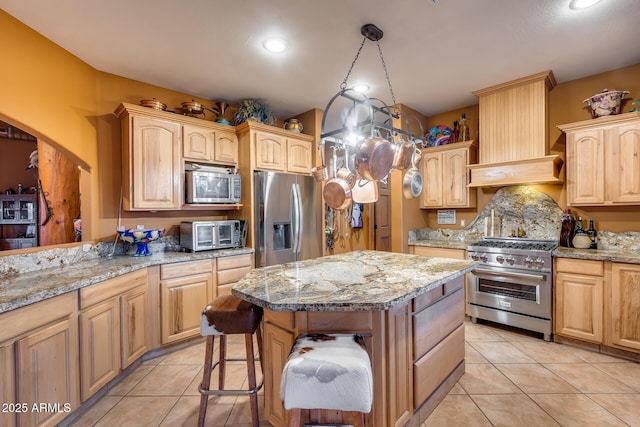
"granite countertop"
232,250,477,312
553,247,640,264
0,248,253,314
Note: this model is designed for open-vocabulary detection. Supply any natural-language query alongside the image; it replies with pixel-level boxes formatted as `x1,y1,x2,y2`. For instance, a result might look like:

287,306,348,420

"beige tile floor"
69,319,640,427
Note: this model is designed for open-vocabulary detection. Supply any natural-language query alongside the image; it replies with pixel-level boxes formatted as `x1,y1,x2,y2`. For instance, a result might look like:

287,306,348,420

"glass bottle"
572,216,591,249
451,120,459,143
559,209,575,248
587,220,598,249
458,113,470,142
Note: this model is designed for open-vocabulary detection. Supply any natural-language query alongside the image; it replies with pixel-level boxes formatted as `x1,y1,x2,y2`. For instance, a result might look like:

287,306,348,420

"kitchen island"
232,250,476,427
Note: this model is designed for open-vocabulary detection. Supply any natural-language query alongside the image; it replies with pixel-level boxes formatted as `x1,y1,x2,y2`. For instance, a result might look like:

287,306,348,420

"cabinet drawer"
265,310,295,330
161,259,213,280
413,325,464,408
555,258,604,276
217,253,252,270
413,286,444,313
217,266,252,286
80,269,147,309
413,289,464,360
443,275,464,295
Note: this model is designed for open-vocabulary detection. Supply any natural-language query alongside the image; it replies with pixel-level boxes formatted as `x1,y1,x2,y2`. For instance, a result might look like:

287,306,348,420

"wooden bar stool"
197,295,264,427
280,333,373,427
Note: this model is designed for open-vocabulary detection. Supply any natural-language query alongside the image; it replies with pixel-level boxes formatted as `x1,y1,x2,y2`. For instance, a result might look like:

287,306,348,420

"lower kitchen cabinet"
0,292,80,427
78,269,149,401
160,259,215,344
608,263,640,352
216,253,253,296
263,314,295,427
554,258,604,343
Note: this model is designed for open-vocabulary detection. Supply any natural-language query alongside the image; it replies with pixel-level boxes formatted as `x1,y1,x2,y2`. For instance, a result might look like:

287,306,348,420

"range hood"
468,70,563,187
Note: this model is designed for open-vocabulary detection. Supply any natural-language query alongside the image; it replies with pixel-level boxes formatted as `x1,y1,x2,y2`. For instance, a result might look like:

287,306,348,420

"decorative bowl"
583,89,630,119
425,126,452,147
117,228,164,256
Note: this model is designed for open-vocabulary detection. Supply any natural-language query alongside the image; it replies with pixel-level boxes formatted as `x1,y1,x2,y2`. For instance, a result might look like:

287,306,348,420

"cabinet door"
130,116,182,210
286,138,312,174
607,122,640,204
554,271,603,343
214,129,239,165
121,286,149,368
161,273,213,344
255,131,286,171
16,317,79,427
420,152,443,208
566,129,605,205
182,124,214,162
0,341,15,427
79,298,121,402
263,321,294,427
443,148,471,207
608,263,640,351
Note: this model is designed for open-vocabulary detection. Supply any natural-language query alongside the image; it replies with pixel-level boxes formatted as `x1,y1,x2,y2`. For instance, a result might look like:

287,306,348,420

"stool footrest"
198,360,264,396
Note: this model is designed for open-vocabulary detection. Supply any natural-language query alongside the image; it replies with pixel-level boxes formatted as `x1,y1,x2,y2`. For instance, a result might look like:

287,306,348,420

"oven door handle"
472,268,547,281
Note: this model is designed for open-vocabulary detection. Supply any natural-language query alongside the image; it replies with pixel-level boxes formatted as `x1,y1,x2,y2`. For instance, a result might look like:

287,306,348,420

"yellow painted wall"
425,64,640,233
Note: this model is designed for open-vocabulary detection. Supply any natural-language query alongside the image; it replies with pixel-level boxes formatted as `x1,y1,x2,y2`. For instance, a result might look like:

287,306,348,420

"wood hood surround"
468,70,563,187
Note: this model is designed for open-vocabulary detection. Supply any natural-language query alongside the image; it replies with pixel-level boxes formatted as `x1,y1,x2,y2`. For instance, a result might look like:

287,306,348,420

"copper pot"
323,149,353,210
354,136,394,181
392,140,415,170
352,179,378,203
140,98,167,111
181,100,218,117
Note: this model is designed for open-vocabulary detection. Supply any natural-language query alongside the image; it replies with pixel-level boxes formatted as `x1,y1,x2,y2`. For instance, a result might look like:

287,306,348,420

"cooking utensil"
181,100,219,117
392,138,415,170
354,136,394,181
140,98,167,111
351,179,378,203
336,149,356,188
323,148,352,210
402,155,423,199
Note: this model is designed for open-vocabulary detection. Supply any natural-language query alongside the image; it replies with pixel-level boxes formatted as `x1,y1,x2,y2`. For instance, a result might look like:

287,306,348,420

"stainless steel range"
466,237,558,341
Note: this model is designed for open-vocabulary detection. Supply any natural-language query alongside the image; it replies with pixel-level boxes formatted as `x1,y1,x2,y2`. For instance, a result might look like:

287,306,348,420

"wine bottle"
451,120,459,143
587,220,598,250
459,113,470,142
559,209,575,248
572,216,591,249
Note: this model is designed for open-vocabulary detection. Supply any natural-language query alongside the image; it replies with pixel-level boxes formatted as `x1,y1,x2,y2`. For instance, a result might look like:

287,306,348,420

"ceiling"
2,0,639,122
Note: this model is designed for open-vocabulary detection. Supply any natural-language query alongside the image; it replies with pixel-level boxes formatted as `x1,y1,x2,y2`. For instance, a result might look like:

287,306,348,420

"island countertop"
232,250,477,311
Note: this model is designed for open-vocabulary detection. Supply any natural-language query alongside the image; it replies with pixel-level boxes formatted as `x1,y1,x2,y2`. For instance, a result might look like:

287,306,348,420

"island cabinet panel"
554,259,604,343
413,288,464,360
160,260,215,344
387,304,413,427
263,315,295,427
608,263,640,351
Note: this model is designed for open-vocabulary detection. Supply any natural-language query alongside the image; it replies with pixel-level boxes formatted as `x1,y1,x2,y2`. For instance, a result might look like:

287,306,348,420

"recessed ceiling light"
569,0,602,9
263,38,287,53
353,84,370,93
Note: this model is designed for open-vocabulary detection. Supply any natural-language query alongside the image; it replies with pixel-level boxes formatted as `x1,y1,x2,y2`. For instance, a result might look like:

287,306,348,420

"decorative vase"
284,118,303,133
572,233,591,249
215,101,231,125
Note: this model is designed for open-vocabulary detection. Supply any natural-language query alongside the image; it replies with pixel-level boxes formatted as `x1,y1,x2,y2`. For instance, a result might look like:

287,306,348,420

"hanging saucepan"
354,136,395,181
323,147,353,210
181,100,219,117
311,140,329,182
140,98,167,111
352,179,378,203
392,138,415,170
402,154,423,199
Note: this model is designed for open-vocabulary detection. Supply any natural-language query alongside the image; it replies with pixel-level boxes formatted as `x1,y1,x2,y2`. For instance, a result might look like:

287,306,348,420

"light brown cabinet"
78,269,149,401
559,112,640,206
182,123,238,165
215,253,253,296
0,293,79,427
160,259,215,344
236,121,314,174
420,141,477,209
263,314,295,427
554,258,604,343
607,263,640,352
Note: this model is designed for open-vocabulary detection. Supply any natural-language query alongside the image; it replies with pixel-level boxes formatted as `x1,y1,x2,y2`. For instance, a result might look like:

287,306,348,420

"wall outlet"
460,219,466,227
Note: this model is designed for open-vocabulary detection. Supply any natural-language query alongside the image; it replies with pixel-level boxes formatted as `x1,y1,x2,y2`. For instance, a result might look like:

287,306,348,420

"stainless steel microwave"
180,220,242,252
185,170,241,204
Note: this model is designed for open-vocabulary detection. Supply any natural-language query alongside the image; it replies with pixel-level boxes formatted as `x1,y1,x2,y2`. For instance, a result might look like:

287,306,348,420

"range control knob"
496,255,505,263
524,256,534,267
470,252,479,261
535,257,545,267
479,253,488,262
506,256,516,265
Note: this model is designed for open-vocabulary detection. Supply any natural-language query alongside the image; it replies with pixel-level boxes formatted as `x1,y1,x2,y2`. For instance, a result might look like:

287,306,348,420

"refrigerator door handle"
291,183,302,254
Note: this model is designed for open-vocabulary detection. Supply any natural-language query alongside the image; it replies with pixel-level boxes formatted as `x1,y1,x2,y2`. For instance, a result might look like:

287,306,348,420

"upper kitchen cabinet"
469,71,563,187
115,102,239,211
420,141,477,209
236,121,314,174
559,112,640,206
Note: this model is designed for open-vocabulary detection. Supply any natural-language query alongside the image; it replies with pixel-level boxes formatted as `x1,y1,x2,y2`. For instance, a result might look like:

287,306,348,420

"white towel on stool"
280,334,373,413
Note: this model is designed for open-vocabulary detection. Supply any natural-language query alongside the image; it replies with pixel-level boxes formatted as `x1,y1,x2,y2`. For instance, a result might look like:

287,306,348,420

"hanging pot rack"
317,24,425,182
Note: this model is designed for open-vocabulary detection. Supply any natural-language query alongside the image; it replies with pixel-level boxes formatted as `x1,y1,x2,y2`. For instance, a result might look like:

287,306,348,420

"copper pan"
354,136,394,181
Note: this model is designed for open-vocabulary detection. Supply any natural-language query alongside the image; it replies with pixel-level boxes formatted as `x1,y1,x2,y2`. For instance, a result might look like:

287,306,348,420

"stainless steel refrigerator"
254,171,323,267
